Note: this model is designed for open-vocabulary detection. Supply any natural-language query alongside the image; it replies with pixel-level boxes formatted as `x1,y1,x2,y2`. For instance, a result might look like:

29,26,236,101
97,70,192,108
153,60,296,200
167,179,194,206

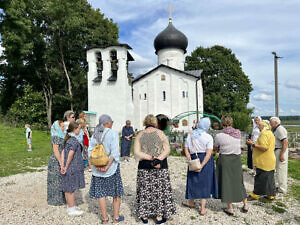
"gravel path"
0,156,299,225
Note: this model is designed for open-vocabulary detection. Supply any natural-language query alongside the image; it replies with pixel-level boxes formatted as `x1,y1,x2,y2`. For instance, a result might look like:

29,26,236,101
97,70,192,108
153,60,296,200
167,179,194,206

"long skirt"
216,154,247,203
135,169,176,219
47,153,66,205
121,138,132,157
89,165,124,199
253,168,276,196
186,153,218,199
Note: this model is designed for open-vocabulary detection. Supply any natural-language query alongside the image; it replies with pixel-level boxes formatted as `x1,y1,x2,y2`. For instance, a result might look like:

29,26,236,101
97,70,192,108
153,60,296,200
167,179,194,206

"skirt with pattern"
89,165,124,199
135,169,176,219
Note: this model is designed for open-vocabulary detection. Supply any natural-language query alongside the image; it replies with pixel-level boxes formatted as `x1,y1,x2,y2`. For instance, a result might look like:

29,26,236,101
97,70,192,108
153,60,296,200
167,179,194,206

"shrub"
6,86,47,127
228,111,251,131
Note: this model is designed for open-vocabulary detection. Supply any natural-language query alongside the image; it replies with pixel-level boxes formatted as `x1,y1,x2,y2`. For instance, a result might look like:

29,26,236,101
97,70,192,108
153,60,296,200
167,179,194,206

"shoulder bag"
188,132,202,171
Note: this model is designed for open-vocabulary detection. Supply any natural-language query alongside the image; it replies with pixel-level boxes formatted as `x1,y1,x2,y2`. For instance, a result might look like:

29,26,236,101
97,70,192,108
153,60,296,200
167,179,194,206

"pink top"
214,133,241,155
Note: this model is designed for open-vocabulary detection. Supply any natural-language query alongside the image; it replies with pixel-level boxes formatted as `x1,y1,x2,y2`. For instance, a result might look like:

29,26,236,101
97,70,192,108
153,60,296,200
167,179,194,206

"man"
269,117,288,194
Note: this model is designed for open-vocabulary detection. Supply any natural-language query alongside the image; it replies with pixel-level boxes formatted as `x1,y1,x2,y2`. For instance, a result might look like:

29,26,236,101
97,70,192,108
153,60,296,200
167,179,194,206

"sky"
91,1,297,116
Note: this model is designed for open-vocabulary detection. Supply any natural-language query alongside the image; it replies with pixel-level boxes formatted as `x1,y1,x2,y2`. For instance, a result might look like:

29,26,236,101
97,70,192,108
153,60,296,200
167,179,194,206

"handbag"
90,130,109,166
188,132,202,171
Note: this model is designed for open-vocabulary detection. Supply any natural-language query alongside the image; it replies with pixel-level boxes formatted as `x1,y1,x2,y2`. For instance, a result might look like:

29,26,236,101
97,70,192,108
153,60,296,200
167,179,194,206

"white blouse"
185,132,213,154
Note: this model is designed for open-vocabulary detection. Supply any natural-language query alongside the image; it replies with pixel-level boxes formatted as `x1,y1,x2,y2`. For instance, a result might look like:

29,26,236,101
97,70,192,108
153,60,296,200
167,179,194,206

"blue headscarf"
192,117,211,139
51,120,65,139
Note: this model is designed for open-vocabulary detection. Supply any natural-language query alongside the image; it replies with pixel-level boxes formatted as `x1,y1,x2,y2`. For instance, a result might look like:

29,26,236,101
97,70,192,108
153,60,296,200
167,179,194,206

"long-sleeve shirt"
88,127,120,177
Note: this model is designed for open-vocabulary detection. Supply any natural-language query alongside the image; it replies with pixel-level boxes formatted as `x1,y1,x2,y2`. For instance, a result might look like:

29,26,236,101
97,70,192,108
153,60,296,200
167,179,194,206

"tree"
0,0,119,128
185,45,253,117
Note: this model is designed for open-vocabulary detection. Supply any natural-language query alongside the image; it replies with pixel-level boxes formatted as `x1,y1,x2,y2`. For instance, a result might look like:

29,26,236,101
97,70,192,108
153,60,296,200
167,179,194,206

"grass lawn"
0,123,52,177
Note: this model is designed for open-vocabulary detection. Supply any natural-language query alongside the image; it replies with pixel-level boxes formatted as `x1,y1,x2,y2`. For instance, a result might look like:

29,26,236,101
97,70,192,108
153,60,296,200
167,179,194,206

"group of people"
46,111,289,224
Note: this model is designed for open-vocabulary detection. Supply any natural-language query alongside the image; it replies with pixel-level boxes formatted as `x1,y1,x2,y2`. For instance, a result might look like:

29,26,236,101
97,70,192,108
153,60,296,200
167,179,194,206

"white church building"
87,17,203,132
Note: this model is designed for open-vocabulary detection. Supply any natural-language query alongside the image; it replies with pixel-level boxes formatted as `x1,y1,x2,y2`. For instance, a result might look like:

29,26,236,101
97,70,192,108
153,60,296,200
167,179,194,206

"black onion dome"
154,22,188,54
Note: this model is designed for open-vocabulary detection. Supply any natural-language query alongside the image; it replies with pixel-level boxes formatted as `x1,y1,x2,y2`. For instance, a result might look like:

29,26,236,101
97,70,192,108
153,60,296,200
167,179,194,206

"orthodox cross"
167,5,175,22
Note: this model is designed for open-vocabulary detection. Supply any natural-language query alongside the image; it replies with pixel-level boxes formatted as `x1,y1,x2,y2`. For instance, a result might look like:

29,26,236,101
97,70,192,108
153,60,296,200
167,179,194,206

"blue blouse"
88,127,120,177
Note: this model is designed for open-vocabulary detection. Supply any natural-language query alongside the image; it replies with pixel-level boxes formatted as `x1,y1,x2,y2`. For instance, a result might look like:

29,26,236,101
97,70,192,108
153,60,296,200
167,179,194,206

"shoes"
223,208,234,216
141,217,148,224
101,215,109,224
67,207,83,216
113,215,124,223
155,218,167,224
241,205,249,213
27,149,32,152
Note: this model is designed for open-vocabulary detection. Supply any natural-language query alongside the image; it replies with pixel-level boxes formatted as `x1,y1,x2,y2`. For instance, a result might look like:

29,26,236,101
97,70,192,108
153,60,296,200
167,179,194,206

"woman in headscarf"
246,120,276,200
134,114,176,224
214,115,248,216
120,120,134,162
247,117,262,171
47,120,66,205
88,114,124,224
182,117,218,216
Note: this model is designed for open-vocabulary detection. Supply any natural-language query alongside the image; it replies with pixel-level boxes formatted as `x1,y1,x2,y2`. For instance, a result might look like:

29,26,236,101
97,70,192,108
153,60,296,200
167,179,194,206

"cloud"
253,93,273,101
247,103,256,109
128,51,154,76
285,81,300,90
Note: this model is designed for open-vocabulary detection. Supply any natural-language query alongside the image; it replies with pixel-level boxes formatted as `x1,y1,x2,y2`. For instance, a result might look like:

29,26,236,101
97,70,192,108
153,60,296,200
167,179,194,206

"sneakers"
67,207,83,216
27,148,32,152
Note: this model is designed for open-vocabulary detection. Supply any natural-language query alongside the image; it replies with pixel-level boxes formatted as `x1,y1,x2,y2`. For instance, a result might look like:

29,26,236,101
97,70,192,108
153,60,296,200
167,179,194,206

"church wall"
157,48,185,71
87,46,134,132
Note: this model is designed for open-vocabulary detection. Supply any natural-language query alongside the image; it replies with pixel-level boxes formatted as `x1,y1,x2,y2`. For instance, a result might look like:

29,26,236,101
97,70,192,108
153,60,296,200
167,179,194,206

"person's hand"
246,139,253,145
60,166,66,174
154,164,161,169
279,152,285,162
146,155,154,161
155,155,164,161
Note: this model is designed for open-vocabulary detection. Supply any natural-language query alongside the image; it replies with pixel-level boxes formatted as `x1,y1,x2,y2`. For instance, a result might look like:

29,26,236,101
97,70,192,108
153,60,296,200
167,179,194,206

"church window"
163,91,166,101
161,75,166,81
182,119,188,126
182,91,185,98
144,93,147,100
108,50,118,81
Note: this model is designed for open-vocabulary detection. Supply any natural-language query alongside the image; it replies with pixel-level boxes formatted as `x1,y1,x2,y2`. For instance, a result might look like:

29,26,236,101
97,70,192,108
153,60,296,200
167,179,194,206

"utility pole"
271,52,283,117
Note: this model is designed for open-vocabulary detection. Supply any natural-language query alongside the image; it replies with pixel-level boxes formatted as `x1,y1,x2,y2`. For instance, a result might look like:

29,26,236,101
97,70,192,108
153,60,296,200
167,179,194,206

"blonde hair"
143,114,158,127
25,124,30,128
77,118,86,127
221,115,233,127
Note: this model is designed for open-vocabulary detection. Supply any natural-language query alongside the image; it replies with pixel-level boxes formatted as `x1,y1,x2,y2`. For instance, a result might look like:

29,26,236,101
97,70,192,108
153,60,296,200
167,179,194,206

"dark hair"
64,121,79,144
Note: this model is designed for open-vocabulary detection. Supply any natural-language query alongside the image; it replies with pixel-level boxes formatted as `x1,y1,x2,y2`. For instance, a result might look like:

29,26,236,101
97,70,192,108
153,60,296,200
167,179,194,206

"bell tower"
87,44,135,131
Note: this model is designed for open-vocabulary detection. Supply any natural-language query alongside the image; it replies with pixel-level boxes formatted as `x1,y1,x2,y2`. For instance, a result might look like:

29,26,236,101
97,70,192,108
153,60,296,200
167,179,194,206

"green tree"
0,0,119,128
185,45,253,117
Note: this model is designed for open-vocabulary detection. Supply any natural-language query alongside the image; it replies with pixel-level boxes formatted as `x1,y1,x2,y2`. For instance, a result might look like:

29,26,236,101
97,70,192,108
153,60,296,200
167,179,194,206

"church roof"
132,64,202,83
154,21,188,54
87,43,132,50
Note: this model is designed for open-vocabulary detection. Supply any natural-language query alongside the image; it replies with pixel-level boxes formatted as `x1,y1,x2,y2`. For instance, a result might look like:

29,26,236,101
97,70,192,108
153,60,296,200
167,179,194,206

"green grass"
0,123,52,177
288,159,300,180
289,184,300,203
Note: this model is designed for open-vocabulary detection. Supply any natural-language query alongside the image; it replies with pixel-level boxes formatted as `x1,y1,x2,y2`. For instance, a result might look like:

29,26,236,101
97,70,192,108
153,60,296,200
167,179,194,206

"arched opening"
108,49,118,81
156,114,170,131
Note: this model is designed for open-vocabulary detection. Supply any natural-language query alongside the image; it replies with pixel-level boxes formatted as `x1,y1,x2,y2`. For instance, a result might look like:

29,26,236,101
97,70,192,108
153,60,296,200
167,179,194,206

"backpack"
90,130,109,166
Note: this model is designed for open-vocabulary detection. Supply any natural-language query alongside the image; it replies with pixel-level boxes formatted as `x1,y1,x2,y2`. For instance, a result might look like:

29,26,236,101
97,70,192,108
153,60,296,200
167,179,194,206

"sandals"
223,208,234,216
200,210,206,216
242,205,249,213
113,215,125,224
141,217,148,224
101,216,109,224
182,202,195,209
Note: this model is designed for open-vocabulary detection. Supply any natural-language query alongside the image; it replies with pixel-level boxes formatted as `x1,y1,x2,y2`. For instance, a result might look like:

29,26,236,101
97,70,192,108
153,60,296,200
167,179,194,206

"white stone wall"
132,67,203,131
157,48,185,71
87,46,134,132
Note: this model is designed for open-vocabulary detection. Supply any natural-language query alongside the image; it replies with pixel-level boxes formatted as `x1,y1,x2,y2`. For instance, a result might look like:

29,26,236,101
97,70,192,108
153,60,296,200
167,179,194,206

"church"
86,16,203,132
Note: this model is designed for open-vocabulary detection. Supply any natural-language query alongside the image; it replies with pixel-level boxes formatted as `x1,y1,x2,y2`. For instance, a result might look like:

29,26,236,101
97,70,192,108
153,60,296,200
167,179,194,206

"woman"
214,115,248,216
121,120,134,161
247,117,261,170
246,120,276,200
182,118,218,216
63,110,75,131
61,121,85,216
134,114,176,224
88,114,124,224
47,120,66,205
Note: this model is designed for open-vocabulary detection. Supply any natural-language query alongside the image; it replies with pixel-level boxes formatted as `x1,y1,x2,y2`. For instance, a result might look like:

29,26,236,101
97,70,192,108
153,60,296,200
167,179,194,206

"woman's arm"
201,149,212,167
157,131,170,160
52,144,63,167
64,150,75,172
184,147,191,161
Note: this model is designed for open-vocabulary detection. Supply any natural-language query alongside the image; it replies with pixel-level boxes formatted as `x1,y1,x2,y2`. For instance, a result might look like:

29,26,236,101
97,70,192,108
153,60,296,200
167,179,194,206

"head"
143,114,158,128
79,112,87,121
269,117,281,128
67,121,80,135
99,114,113,128
58,120,64,132
258,120,271,132
197,117,211,132
64,110,75,122
77,118,86,129
221,115,233,128
126,120,131,127
25,124,30,129
254,116,261,125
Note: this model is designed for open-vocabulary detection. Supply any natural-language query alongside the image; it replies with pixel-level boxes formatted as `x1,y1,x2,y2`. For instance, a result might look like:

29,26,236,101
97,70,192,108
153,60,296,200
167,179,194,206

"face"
254,118,260,125
74,127,81,135
59,123,65,132
83,115,87,120
126,122,131,127
68,114,75,122
269,120,277,128
258,123,264,131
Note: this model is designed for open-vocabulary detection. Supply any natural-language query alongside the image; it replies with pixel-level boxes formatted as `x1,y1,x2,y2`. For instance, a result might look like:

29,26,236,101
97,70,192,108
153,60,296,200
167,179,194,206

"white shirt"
251,127,260,142
185,132,213,154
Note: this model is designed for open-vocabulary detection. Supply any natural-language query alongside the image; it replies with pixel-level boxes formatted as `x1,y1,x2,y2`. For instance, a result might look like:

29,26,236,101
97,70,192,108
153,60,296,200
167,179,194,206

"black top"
154,22,188,54
138,158,168,169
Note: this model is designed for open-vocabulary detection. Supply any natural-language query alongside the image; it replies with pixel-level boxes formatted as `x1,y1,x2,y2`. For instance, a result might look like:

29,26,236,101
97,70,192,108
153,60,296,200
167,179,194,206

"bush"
6,86,47,127
229,111,251,131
